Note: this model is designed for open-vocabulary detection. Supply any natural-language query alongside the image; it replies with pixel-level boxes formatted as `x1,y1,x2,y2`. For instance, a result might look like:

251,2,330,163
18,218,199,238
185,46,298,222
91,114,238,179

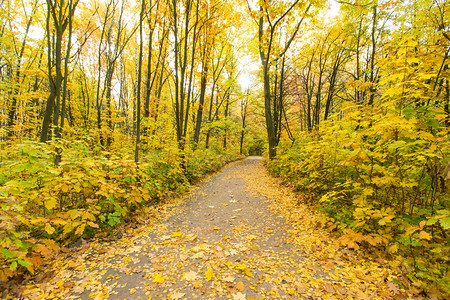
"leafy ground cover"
3,157,445,299
0,139,241,287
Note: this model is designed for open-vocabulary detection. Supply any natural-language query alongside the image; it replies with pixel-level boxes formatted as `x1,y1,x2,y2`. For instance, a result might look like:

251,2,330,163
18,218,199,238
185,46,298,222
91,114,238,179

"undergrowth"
268,103,450,294
0,139,241,282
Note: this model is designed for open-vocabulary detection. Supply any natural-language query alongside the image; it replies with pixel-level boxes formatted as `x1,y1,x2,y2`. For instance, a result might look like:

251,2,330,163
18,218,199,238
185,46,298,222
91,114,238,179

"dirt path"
20,157,410,299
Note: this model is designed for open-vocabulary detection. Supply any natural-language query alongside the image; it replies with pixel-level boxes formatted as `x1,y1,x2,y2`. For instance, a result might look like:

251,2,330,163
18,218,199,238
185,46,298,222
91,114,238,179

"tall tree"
255,0,316,159
5,0,39,139
40,0,79,143
168,0,201,161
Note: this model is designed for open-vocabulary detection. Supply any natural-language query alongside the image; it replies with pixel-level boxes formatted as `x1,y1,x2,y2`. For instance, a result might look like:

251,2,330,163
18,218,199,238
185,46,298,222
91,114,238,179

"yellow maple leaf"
235,264,253,277
170,292,185,300
418,230,432,240
232,292,246,300
152,274,166,283
171,231,182,238
247,235,258,240
75,224,86,236
223,275,235,283
204,268,214,281
44,223,55,235
182,270,198,281
236,281,245,292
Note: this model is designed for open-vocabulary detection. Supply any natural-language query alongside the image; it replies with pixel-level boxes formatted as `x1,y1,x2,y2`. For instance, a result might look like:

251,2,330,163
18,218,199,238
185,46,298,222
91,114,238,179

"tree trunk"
193,47,209,147
135,0,145,164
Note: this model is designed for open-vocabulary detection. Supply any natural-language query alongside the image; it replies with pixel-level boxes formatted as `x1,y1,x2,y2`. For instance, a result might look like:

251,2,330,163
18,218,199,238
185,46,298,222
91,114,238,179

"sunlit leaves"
182,270,199,281
235,263,252,277
0,139,240,283
204,268,214,281
152,273,167,283
44,223,55,235
269,98,449,292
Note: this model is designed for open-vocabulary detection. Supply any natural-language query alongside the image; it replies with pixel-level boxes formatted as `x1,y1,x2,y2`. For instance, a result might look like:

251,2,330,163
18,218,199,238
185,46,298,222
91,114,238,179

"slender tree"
257,0,313,159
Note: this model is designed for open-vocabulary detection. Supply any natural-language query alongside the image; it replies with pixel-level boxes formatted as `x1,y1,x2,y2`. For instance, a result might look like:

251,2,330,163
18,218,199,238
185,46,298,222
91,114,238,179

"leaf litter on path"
14,157,422,299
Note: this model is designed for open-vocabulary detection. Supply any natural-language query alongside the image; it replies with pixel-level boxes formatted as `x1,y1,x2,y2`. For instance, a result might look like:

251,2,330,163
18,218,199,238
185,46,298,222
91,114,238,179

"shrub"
269,104,450,292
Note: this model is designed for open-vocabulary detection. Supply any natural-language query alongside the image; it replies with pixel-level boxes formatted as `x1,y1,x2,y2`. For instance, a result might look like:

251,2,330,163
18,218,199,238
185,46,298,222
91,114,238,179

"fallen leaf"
321,282,335,293
387,281,400,294
171,231,182,238
223,275,235,283
235,263,252,277
152,273,166,283
170,292,185,299
232,292,246,300
247,235,258,240
230,249,238,255
72,285,84,294
63,282,75,289
236,281,245,292
183,270,199,281
204,268,214,281
153,264,165,271
200,285,208,294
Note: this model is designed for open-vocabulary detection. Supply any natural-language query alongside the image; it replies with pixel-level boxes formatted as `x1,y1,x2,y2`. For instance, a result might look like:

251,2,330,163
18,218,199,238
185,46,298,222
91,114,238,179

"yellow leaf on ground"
236,281,245,291
235,264,253,277
183,270,198,281
247,235,258,240
232,292,246,300
153,264,165,271
152,274,166,283
171,231,182,238
170,292,185,300
223,275,235,283
204,268,214,281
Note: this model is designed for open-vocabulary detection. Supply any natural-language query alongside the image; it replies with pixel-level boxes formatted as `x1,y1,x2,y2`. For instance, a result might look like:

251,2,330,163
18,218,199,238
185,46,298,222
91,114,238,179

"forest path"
26,157,406,299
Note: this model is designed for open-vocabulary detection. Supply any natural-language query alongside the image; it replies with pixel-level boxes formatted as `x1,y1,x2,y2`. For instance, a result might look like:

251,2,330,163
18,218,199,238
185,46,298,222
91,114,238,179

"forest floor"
17,157,424,299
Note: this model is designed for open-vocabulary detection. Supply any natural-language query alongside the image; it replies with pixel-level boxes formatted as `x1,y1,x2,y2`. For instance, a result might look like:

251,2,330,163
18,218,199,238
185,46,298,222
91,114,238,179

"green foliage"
0,139,240,281
185,147,243,183
269,104,450,292
245,135,266,156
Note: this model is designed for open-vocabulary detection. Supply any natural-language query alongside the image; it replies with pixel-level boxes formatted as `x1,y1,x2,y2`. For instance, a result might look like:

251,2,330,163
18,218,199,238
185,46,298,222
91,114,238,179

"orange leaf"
418,230,432,240
236,281,245,292
87,221,99,229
